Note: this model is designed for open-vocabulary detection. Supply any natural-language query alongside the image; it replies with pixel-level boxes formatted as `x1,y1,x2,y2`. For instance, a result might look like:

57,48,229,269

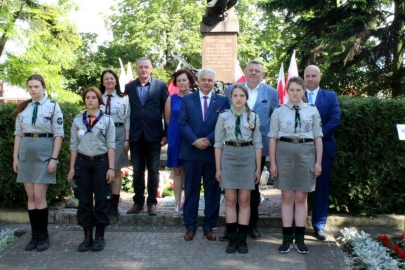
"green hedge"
329,96,405,216
0,102,82,208
1,97,405,215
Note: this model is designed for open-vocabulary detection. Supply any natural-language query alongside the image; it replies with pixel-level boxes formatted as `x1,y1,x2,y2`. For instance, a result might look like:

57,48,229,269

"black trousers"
75,154,111,227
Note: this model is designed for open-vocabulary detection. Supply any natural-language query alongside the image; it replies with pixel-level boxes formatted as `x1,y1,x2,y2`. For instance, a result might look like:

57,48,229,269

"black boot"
25,209,39,251
225,223,238,254
237,224,249,254
36,208,49,252
78,227,93,252
92,225,105,251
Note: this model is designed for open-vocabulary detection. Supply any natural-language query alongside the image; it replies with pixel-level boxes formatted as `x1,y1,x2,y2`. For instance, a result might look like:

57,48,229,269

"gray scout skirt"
220,144,255,190
274,140,316,192
17,137,56,184
114,126,129,169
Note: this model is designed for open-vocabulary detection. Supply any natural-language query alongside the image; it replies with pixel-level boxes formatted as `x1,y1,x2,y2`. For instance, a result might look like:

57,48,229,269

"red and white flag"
126,62,134,82
119,58,129,88
168,61,182,95
235,59,246,83
277,63,287,104
282,50,299,103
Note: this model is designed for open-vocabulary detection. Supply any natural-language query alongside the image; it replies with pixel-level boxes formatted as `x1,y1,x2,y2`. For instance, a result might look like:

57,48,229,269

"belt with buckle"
23,133,54,138
224,141,253,147
279,137,314,144
78,153,107,160
114,123,124,127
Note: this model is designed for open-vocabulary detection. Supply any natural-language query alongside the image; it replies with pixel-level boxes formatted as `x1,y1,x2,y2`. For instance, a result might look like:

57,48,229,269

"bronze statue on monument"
203,0,238,26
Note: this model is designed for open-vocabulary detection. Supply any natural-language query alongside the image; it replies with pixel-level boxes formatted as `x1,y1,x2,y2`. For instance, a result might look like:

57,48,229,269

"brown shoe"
126,204,144,214
147,205,157,216
184,230,196,241
204,230,217,241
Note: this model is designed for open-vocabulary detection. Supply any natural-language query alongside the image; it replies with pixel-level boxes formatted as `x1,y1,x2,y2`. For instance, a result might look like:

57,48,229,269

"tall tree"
106,0,205,81
0,0,81,101
260,0,405,97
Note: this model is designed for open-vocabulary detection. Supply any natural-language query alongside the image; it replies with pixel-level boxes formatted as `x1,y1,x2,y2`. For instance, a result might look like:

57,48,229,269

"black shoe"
92,225,105,252
237,239,248,254
226,239,238,254
294,241,309,254
315,229,328,241
78,227,93,252
249,227,261,240
25,236,38,251
110,205,119,217
278,241,292,254
36,236,49,252
218,229,228,241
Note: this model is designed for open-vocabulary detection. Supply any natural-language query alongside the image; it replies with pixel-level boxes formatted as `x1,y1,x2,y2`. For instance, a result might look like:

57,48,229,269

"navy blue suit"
226,83,278,228
125,77,169,207
178,91,229,231
306,89,340,231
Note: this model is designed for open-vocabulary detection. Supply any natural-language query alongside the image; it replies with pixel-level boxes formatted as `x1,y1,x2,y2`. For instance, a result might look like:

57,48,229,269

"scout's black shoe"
226,239,238,254
36,236,49,252
278,241,292,254
237,239,249,254
25,236,38,251
78,227,93,252
92,225,105,252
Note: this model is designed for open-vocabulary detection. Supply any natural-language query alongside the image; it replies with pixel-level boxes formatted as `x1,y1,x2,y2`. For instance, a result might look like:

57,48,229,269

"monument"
201,0,239,84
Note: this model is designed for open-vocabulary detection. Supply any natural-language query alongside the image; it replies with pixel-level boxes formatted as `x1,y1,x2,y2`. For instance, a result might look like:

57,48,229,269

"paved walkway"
0,223,348,270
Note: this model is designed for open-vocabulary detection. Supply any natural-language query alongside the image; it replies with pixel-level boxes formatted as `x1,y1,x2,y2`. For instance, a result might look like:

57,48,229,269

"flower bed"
338,227,405,269
0,229,17,252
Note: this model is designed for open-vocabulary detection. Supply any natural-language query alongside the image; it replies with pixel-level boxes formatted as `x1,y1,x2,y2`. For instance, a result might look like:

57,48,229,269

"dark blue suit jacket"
125,77,169,142
226,83,279,156
178,91,229,163
306,89,340,158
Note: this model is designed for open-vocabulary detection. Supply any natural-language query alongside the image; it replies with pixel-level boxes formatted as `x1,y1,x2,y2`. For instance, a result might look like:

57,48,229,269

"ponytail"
13,99,32,119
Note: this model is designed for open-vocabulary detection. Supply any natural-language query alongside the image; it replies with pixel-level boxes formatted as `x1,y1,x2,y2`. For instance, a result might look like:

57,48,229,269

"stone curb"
1,208,403,229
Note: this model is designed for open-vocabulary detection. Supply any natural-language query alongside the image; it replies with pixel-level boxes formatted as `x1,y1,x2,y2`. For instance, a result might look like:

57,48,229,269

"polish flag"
277,63,287,104
168,61,182,95
118,58,129,88
235,59,246,83
126,62,134,82
283,50,299,103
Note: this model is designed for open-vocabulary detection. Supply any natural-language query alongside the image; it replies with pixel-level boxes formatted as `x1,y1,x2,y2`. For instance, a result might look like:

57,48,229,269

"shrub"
0,102,82,208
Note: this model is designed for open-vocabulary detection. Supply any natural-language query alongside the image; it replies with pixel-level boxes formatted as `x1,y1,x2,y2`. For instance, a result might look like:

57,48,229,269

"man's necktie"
203,96,208,120
106,94,112,115
235,113,241,139
293,105,301,133
31,102,40,125
308,92,314,104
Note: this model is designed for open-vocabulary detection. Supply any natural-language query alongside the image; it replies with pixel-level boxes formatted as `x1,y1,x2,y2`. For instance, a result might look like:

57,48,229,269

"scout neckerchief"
293,105,301,133
235,111,241,139
83,110,103,134
31,101,40,125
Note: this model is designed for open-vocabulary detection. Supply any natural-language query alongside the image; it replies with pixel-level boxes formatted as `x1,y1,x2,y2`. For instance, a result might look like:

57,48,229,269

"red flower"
378,234,388,243
400,250,405,259
394,244,401,254
385,241,392,248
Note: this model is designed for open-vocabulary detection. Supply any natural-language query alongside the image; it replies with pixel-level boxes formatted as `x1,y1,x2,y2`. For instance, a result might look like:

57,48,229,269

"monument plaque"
201,10,239,83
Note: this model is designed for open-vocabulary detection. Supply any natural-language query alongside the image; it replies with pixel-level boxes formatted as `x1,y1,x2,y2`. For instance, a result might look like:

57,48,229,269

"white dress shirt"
246,83,259,109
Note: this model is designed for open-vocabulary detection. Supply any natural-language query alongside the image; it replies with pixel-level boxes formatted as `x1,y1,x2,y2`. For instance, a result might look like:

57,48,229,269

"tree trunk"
0,4,24,57
391,0,405,97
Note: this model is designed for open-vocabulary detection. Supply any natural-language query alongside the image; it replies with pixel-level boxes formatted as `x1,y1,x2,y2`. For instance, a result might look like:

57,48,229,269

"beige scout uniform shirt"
267,100,323,139
214,105,263,149
70,110,115,156
100,91,130,130
14,95,64,137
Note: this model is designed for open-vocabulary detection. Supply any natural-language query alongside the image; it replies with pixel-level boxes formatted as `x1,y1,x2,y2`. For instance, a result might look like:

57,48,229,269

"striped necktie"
293,105,301,133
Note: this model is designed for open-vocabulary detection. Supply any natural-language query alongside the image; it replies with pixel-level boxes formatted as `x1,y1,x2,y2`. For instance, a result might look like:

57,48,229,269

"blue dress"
167,94,184,168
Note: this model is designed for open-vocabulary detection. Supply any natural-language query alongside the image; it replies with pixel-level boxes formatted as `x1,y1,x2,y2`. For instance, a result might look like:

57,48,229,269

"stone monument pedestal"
200,11,239,84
